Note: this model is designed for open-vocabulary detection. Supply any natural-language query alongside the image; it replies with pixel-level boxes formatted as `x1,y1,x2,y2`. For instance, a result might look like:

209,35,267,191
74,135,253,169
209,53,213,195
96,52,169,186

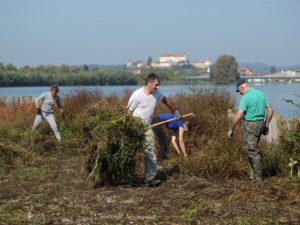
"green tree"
45,65,57,74
147,56,152,66
270,66,276,74
0,63,5,71
35,65,47,73
5,63,18,71
210,55,238,84
21,65,31,72
59,64,70,74
71,66,81,73
83,64,89,71
91,66,99,72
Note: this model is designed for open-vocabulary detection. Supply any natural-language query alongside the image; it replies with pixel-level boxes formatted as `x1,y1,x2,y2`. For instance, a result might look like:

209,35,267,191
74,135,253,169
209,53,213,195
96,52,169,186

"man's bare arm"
231,110,244,130
265,104,273,126
161,97,177,112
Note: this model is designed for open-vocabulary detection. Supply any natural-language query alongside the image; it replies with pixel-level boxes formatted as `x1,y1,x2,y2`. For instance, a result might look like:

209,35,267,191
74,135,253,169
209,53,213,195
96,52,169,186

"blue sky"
0,0,299,67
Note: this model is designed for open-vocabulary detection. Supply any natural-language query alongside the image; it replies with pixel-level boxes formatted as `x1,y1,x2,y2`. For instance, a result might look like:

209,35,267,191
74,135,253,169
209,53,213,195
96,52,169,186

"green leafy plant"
288,158,300,178
264,119,300,177
84,101,145,187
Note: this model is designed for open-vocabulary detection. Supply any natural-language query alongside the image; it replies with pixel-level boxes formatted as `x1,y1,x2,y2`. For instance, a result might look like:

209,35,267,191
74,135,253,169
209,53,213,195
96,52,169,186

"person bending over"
152,113,189,161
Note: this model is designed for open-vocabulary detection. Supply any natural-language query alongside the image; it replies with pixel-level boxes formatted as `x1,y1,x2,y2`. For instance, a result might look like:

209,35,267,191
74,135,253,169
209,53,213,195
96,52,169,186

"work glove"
61,112,65,120
261,124,269,135
37,108,42,115
174,110,181,119
227,128,234,139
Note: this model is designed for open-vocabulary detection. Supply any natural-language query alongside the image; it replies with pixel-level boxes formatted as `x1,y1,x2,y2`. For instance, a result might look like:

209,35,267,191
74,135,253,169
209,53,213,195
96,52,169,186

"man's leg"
45,113,61,142
253,155,262,181
246,156,254,179
153,126,167,162
243,121,264,180
144,128,157,182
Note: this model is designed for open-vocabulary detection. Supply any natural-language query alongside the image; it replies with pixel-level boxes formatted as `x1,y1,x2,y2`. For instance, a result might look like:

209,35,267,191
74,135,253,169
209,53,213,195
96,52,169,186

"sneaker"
143,179,162,187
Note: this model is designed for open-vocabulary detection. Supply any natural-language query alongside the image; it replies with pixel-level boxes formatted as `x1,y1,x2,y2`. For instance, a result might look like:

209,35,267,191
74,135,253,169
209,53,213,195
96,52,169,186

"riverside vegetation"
0,63,203,87
0,89,299,224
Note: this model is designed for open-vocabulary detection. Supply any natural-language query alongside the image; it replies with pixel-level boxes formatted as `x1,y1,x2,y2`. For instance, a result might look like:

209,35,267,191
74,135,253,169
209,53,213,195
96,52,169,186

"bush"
84,100,145,187
263,120,300,177
0,142,21,174
156,89,246,179
3,88,296,182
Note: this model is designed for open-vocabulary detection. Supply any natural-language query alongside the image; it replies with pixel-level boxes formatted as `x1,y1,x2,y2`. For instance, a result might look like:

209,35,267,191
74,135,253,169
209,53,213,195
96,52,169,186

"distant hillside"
239,62,300,73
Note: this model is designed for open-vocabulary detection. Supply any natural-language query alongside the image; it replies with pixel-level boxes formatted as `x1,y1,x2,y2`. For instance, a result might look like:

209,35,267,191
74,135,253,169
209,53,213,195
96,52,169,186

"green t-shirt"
239,87,269,121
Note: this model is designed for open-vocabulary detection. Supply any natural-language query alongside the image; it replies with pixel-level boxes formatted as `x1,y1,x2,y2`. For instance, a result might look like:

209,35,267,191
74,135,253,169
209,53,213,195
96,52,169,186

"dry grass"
0,89,299,224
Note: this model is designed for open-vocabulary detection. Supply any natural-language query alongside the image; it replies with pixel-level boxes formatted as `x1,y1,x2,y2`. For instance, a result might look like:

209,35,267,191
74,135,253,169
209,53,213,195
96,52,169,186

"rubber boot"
253,157,262,181
247,156,254,179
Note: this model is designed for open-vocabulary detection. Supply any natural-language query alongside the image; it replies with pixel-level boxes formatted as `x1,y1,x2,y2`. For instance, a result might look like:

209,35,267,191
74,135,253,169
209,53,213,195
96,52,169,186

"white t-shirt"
128,87,165,124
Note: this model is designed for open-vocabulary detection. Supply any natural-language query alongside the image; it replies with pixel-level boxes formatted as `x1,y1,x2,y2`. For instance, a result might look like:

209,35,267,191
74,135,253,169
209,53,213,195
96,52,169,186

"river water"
0,83,299,118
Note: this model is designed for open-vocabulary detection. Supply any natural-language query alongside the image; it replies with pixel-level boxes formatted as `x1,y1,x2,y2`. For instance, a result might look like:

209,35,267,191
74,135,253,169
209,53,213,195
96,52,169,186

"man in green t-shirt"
228,78,273,181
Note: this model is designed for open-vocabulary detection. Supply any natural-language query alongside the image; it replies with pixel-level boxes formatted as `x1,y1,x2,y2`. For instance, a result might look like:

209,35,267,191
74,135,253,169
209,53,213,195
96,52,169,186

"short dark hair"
145,73,160,85
236,78,248,92
51,84,59,93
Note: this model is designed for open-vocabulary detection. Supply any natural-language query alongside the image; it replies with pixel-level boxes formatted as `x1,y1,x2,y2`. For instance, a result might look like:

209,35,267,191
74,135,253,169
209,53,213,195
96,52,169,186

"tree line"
0,55,240,86
0,63,198,87
0,63,138,86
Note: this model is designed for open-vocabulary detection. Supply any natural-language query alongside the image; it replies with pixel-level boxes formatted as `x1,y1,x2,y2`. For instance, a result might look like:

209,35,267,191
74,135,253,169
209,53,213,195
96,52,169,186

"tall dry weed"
156,90,246,179
0,89,280,180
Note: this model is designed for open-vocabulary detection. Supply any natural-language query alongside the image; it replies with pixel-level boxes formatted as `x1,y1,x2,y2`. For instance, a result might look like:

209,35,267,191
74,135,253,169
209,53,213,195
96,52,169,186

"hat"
236,78,248,92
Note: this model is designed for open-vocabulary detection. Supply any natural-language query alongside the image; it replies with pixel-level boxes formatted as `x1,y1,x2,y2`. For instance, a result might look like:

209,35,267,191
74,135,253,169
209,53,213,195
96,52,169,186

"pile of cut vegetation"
84,101,145,187
0,142,20,168
0,141,32,173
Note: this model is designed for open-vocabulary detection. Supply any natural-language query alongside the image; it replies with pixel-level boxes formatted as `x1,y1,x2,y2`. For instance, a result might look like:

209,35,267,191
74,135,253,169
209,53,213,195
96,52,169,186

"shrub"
3,88,295,182
84,100,145,187
263,119,300,177
156,89,246,178
0,142,21,174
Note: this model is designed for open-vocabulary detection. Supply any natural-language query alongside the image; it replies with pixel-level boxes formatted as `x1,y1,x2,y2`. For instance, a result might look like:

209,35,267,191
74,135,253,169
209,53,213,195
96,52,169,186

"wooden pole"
146,113,195,129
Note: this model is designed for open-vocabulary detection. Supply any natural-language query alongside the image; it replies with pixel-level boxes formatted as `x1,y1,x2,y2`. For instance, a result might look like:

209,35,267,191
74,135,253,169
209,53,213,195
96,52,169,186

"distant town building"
137,61,148,68
238,67,254,76
191,58,212,72
159,53,187,65
130,69,141,75
246,70,300,83
150,61,160,68
127,53,212,71
151,61,172,68
267,70,300,78
127,60,133,68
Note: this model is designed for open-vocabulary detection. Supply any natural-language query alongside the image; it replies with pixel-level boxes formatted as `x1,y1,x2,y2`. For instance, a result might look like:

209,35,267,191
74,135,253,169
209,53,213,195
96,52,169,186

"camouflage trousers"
242,120,265,180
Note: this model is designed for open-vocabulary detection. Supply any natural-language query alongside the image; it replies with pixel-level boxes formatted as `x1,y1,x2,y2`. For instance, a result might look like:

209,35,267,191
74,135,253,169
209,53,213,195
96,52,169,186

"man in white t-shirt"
128,73,180,187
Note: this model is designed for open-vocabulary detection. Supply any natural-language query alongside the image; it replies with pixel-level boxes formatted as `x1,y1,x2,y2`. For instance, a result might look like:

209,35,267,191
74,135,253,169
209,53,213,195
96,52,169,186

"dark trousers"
153,126,168,162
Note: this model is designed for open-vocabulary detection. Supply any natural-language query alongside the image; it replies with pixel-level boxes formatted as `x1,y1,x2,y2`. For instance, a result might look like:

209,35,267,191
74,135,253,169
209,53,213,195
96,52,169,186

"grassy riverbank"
0,90,299,224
